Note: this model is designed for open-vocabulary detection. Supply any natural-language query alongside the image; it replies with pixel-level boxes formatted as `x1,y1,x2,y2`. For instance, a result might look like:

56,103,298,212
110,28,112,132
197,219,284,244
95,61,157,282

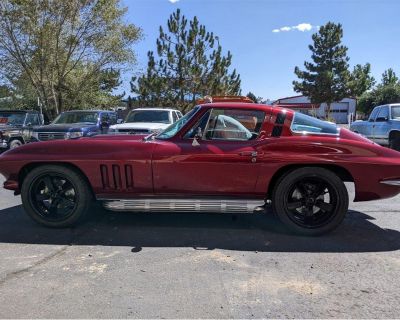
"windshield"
53,112,99,124
391,106,400,119
126,110,171,124
156,107,199,140
291,112,339,135
0,112,26,126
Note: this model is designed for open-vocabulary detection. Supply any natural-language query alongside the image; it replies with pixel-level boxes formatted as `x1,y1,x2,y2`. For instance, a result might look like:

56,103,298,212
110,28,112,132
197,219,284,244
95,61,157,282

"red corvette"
1,102,400,235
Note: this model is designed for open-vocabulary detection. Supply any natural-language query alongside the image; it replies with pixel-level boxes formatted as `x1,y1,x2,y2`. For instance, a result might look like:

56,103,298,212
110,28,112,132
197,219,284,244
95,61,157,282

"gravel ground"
0,175,399,319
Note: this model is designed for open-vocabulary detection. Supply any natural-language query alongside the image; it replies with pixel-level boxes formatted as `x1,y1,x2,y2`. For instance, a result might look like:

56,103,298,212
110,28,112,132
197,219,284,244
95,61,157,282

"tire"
272,167,349,236
21,165,93,228
9,139,23,149
389,136,400,151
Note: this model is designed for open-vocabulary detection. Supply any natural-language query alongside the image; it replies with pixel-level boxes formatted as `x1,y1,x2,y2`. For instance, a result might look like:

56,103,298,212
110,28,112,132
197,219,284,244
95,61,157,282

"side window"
177,111,183,118
26,113,40,126
172,111,179,122
184,110,211,138
368,107,380,122
185,108,265,141
110,113,117,125
376,106,389,121
101,113,110,123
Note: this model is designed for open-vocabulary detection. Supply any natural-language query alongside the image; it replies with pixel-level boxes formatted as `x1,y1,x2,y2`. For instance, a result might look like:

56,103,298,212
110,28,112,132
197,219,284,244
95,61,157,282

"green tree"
0,0,142,118
358,83,400,116
132,9,241,111
293,22,350,119
381,68,398,86
348,63,375,98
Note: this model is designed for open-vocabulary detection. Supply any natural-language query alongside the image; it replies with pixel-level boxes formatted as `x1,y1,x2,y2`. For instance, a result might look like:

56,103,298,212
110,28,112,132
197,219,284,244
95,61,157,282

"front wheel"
21,165,92,227
272,167,349,236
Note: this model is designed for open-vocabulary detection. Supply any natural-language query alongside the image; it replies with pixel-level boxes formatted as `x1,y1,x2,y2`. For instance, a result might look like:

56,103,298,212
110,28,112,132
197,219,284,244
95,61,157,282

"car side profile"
1,102,400,235
109,108,182,135
31,110,117,141
0,110,44,150
350,103,400,150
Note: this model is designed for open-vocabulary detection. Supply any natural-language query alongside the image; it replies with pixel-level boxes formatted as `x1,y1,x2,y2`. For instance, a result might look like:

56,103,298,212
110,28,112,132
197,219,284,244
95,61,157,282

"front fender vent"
100,164,133,190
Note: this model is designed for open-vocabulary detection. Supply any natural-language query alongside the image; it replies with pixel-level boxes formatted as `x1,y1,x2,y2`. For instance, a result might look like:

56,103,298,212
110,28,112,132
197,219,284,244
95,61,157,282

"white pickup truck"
350,103,400,150
109,108,183,135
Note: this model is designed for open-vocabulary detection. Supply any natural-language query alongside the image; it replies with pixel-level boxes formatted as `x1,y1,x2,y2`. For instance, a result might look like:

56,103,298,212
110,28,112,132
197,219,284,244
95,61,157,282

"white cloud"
272,23,319,33
169,0,180,3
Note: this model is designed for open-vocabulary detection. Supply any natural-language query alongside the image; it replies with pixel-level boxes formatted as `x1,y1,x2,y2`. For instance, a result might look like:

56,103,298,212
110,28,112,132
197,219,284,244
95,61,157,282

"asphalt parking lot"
0,176,399,318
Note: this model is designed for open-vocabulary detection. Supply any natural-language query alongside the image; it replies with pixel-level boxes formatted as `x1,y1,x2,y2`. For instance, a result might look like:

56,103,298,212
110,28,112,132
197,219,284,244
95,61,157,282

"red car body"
1,102,400,203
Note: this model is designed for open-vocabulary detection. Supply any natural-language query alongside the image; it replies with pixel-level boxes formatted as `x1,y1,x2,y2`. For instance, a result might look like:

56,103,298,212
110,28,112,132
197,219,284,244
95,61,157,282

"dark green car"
0,110,44,150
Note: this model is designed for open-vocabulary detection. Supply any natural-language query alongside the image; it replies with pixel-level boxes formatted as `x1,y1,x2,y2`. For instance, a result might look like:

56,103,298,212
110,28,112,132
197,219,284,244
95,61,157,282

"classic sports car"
1,101,400,235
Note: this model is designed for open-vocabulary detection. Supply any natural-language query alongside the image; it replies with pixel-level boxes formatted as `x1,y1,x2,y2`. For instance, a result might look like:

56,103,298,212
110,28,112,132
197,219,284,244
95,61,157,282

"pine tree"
293,22,350,119
131,9,241,111
381,68,398,86
348,63,375,98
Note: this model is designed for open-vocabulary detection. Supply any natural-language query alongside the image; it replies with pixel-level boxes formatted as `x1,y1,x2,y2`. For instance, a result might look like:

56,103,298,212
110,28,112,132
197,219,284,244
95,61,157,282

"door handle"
239,151,257,157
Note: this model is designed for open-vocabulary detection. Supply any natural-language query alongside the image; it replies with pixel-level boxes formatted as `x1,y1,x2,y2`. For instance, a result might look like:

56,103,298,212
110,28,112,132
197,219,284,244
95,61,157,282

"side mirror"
117,119,123,124
192,127,202,147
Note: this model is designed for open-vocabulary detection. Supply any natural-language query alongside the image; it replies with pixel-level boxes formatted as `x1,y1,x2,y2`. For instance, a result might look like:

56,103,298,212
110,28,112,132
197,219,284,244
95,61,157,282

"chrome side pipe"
102,199,265,214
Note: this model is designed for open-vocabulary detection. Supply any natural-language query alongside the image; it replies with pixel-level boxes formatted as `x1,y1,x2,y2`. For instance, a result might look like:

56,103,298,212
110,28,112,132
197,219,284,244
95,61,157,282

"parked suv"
109,108,182,134
350,103,400,150
0,110,43,150
31,110,117,141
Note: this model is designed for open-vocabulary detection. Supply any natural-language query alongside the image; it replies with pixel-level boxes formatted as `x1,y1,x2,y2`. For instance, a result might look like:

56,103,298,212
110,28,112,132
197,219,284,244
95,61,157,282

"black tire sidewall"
272,167,349,236
21,165,92,228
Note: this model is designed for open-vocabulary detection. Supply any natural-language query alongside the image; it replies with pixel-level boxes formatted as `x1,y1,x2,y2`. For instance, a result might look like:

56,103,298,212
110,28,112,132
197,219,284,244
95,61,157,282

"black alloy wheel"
272,167,349,236
29,173,78,222
21,165,92,227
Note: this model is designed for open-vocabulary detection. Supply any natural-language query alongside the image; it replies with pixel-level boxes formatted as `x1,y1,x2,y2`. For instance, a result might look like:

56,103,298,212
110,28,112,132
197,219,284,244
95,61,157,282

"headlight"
67,131,83,139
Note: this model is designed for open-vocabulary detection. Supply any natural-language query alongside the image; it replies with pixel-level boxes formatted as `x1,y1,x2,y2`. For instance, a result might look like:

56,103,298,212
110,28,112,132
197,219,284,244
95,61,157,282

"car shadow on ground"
0,205,399,253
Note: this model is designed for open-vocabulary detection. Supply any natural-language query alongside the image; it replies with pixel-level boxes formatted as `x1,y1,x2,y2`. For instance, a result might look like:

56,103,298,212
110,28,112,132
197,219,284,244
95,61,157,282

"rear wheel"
21,165,92,227
272,167,348,236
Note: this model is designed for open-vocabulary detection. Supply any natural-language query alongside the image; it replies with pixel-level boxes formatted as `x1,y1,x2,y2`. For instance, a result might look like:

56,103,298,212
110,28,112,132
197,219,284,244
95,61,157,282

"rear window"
291,112,339,135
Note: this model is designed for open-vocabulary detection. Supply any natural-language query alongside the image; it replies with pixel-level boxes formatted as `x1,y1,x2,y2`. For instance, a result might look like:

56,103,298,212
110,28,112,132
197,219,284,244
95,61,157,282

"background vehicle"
31,110,117,141
0,110,43,150
2,102,400,236
350,103,400,150
109,108,182,134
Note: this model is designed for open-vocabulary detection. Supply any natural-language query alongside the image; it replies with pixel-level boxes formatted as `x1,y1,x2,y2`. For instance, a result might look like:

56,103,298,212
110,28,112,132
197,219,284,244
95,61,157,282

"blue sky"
120,0,400,101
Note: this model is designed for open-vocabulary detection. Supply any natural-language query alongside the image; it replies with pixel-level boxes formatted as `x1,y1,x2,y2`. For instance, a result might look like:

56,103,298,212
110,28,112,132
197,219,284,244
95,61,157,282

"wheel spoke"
315,200,333,212
312,181,326,198
287,201,303,210
59,198,75,209
305,205,314,217
296,182,308,197
42,176,55,192
35,193,49,202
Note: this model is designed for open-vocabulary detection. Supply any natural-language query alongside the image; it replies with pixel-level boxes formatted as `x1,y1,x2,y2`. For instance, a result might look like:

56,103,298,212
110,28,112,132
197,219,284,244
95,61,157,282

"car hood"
0,124,22,132
34,123,98,132
110,122,170,130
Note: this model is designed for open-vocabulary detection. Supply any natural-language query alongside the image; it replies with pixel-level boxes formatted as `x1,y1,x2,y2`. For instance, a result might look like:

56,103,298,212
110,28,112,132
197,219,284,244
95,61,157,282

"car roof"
61,110,115,113
0,109,38,113
130,108,179,112
198,102,275,111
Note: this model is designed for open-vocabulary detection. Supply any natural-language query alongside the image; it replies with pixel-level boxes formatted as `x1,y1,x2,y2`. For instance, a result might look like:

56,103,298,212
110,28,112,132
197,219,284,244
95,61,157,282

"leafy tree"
358,83,400,116
381,68,398,86
132,9,241,111
0,0,142,118
293,22,350,118
246,92,265,103
348,63,375,98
